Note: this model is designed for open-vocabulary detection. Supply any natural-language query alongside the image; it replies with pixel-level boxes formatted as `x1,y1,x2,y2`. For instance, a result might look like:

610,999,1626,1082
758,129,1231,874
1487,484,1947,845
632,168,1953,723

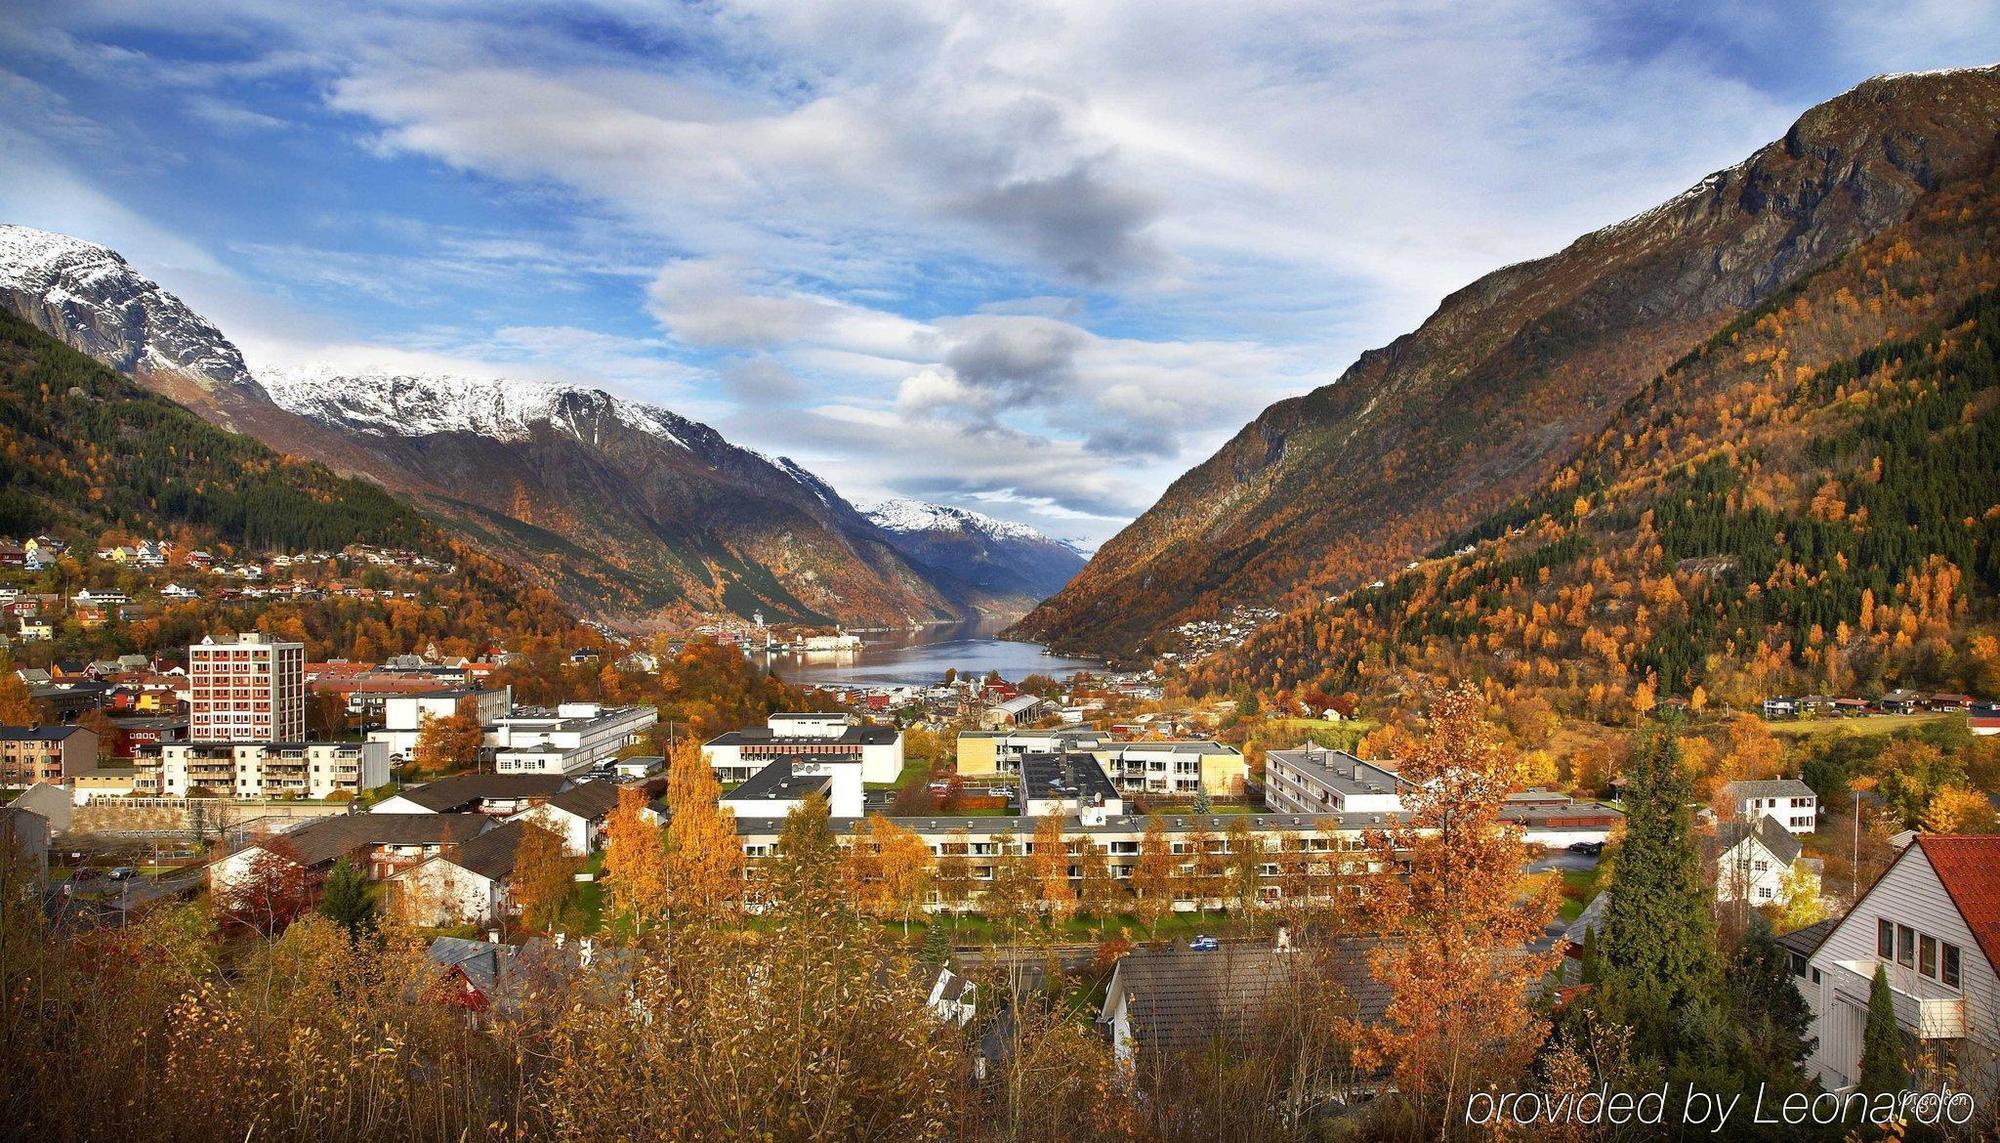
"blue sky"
2,1,1996,547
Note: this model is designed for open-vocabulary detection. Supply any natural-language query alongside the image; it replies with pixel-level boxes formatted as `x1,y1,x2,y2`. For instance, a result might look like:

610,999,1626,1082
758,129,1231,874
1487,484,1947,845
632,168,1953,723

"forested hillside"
1015,67,2000,658
1193,157,2000,718
0,310,595,658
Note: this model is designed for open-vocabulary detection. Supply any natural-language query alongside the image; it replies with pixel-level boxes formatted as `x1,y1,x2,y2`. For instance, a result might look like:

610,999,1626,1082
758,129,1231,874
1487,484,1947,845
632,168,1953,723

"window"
1943,943,1962,990
1896,924,1916,968
1920,935,1938,978
1757,887,1773,900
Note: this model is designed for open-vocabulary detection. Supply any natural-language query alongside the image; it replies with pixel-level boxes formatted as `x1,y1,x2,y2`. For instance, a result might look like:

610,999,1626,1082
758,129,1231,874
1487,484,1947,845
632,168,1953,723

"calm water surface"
757,620,1103,688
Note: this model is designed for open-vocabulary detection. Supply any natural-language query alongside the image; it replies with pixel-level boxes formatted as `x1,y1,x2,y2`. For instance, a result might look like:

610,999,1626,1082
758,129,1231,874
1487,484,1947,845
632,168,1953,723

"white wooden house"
1714,816,1813,906
1795,835,2000,1095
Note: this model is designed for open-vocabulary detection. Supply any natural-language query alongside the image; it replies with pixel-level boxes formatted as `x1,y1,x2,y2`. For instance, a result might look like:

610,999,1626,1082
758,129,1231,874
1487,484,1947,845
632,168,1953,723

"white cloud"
8,0,1999,544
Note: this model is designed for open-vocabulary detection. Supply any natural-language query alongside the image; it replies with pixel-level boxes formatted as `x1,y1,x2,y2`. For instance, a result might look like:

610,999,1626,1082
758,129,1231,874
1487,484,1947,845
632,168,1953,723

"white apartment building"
159,739,390,798
366,686,513,761
491,703,657,776
189,633,305,742
704,712,905,784
1795,835,2000,1096
1719,778,1819,835
1263,747,1408,817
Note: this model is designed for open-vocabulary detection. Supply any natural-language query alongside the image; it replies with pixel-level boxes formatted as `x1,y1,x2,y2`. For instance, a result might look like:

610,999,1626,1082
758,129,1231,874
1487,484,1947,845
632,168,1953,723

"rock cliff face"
0,225,983,628
1013,66,2000,656
0,225,269,425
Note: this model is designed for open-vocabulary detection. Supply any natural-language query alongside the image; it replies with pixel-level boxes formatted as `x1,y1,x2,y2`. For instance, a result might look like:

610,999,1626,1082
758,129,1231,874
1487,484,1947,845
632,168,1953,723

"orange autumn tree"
509,821,579,933
1347,686,1562,1138
604,784,669,930
410,701,484,774
664,737,742,916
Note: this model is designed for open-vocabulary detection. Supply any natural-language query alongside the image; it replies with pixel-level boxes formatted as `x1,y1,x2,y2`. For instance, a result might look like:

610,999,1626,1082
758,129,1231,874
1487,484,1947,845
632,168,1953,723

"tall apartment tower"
189,633,306,742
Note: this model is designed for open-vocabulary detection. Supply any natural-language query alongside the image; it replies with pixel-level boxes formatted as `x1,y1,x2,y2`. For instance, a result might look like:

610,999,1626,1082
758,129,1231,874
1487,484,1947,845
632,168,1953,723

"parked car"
1188,935,1220,952
1567,841,1605,856
107,867,137,881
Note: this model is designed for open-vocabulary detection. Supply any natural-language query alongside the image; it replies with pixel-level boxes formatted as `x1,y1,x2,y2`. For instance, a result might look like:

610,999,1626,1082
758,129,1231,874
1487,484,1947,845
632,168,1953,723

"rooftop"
1266,746,1404,798
1105,940,1390,1056
263,813,492,867
1720,778,1817,801
386,773,571,812
1020,751,1119,804
722,759,837,804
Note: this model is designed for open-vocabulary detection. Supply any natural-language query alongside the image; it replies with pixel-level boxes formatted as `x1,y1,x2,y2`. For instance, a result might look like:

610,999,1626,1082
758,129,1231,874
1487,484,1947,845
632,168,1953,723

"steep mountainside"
864,498,1088,605
1195,139,2000,715
254,366,976,626
1013,67,2000,657
0,308,591,652
0,224,982,629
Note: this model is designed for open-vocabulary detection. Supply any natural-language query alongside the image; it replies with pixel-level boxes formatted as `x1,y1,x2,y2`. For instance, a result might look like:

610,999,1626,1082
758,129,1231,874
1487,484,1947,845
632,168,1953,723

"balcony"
1828,959,1965,1039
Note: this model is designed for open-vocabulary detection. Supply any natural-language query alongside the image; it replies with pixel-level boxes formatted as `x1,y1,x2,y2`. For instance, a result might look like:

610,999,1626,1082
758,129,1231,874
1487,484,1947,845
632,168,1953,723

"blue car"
1189,935,1220,952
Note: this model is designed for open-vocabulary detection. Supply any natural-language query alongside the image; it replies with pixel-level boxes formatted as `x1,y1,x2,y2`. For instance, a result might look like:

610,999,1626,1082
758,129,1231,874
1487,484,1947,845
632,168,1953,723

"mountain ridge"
864,498,1089,605
0,224,989,630
1011,65,2000,658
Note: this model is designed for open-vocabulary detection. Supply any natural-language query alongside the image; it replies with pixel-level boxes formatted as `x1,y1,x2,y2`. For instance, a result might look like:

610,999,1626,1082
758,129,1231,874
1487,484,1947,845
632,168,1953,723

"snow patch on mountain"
0,223,262,395
865,498,1067,546
260,365,695,450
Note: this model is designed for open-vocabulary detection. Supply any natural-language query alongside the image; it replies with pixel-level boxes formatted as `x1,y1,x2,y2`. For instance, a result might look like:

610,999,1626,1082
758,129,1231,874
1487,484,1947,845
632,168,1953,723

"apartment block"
159,739,390,798
0,725,98,785
189,633,305,742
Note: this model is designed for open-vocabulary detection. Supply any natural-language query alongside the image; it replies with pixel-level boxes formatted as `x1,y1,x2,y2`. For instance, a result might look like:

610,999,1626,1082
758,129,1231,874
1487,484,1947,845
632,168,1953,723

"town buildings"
0,724,98,785
189,632,306,742
490,703,657,776
158,740,390,798
365,686,513,761
1713,816,1815,906
703,713,904,784
1719,778,1819,835
723,757,866,819
1263,747,1407,817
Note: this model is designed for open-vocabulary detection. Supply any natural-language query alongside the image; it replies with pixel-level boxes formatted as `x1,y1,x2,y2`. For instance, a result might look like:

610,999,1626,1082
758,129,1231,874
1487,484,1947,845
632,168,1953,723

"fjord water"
758,620,1103,688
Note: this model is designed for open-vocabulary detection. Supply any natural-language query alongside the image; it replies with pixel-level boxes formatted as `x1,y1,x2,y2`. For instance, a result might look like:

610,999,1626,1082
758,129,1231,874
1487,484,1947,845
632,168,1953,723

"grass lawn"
1768,713,1948,739
1268,717,1375,733
569,852,608,934
1554,867,1601,924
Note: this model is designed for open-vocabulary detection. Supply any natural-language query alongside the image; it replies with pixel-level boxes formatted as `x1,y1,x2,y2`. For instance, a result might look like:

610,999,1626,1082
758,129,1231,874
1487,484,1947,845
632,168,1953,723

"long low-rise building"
730,809,1399,912
704,713,903,784
1263,747,1408,816
159,740,391,798
491,703,657,776
723,756,866,819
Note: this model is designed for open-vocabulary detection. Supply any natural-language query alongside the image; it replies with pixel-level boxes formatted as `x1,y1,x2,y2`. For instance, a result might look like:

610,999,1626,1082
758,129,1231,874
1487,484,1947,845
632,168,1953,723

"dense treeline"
1194,164,2000,722
0,309,615,658
0,312,421,552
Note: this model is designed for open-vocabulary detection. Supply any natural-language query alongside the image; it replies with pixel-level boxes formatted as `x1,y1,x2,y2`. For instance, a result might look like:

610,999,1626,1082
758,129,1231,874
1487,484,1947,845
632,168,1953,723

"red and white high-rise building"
189,633,305,742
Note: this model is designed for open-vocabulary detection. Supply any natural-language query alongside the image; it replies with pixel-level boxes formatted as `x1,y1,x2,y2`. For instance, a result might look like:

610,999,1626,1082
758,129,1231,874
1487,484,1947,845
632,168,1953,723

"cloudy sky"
2,2,1995,547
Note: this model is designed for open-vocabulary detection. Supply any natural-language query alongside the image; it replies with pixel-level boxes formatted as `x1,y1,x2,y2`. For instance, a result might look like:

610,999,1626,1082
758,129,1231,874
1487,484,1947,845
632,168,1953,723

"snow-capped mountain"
0,224,268,422
260,366,699,449
0,224,984,628
865,498,1088,603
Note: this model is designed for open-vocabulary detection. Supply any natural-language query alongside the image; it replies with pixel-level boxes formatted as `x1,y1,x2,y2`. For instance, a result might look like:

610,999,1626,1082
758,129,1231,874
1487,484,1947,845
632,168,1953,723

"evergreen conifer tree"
920,920,951,966
1859,964,1908,1096
1596,720,1723,1059
317,857,375,940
